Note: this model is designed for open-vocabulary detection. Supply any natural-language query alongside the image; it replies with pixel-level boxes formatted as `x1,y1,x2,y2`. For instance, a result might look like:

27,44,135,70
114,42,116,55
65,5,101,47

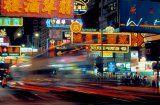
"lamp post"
31,32,39,57
32,32,39,48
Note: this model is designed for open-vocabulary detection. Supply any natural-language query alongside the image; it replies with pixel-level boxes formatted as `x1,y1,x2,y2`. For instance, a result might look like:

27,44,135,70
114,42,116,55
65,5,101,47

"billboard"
0,46,21,56
0,0,74,18
120,0,160,34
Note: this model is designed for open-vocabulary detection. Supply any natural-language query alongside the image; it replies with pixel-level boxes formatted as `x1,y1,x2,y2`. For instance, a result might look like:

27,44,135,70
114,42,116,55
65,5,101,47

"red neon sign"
0,0,74,18
72,32,131,46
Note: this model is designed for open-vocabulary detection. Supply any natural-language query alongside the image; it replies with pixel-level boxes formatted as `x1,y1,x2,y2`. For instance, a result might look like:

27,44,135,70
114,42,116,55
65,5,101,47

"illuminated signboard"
21,47,38,53
0,17,23,26
74,0,88,15
0,38,4,43
120,0,160,34
90,45,129,53
72,32,131,46
0,0,74,18
107,62,116,72
46,18,83,28
0,43,9,46
70,21,83,33
79,0,90,4
0,29,7,37
90,51,113,58
131,33,144,47
0,46,21,57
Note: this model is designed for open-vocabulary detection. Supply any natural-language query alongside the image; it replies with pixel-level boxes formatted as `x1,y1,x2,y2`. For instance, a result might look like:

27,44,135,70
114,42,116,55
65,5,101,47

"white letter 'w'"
126,18,143,26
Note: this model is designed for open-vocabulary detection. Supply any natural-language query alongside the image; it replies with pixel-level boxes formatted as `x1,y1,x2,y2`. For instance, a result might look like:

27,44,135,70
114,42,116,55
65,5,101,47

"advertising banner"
0,46,21,56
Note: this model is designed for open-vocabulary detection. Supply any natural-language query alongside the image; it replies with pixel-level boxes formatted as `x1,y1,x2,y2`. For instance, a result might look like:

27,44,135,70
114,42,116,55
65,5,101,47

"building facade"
99,0,119,29
82,0,100,29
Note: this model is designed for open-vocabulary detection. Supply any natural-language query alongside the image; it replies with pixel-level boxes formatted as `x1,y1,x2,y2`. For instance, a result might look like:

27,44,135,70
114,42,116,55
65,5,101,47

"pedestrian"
134,74,141,86
152,80,156,87
121,75,125,85
142,76,148,86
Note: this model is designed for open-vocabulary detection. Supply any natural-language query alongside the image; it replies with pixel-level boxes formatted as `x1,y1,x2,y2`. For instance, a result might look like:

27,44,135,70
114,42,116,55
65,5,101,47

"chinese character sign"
46,18,83,28
72,32,131,46
0,17,23,26
0,0,74,18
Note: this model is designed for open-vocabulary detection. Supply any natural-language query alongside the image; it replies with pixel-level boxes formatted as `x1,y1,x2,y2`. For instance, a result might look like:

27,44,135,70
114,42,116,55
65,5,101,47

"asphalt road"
0,84,159,105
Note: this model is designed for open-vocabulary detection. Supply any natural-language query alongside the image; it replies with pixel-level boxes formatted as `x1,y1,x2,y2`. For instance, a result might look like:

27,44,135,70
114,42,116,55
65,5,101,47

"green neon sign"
0,17,23,26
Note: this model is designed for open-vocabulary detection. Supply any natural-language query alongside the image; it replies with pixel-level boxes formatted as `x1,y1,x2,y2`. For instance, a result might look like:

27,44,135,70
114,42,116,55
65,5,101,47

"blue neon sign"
120,0,160,34
46,18,83,28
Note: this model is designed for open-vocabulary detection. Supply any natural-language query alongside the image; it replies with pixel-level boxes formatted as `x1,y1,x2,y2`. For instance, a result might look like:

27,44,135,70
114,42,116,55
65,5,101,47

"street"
0,81,159,105
0,0,160,105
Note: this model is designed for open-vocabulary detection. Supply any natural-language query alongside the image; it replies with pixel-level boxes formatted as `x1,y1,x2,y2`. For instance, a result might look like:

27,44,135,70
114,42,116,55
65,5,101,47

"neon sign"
46,18,83,28
79,0,90,4
72,32,131,46
0,29,7,37
0,0,74,18
126,18,143,27
0,17,23,26
0,46,21,57
74,0,88,15
120,0,160,33
126,18,160,26
90,45,129,53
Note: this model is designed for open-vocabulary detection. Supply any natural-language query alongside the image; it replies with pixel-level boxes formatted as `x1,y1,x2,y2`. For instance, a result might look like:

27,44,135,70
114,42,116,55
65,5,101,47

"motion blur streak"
10,54,91,87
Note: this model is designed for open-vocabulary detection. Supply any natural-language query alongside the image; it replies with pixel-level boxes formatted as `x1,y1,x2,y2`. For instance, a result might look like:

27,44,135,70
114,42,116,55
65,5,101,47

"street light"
34,32,39,38
17,33,21,37
32,32,39,48
14,32,22,40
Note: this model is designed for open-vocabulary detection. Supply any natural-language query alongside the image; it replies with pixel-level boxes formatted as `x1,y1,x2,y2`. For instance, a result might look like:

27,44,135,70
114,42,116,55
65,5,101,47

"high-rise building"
82,0,119,30
99,0,119,29
82,0,100,29
39,19,49,53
